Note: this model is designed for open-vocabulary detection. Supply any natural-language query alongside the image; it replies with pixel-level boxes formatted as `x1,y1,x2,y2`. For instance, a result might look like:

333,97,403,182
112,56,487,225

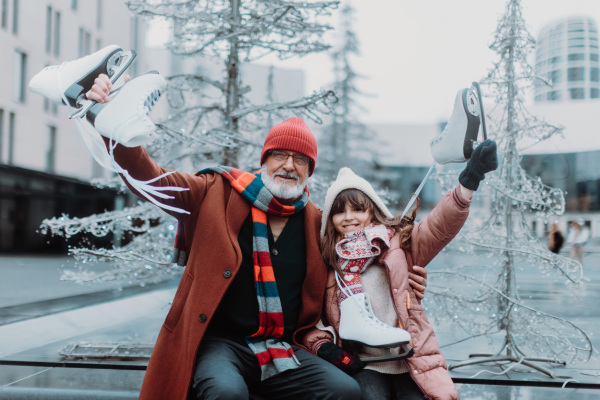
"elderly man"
83,72,361,400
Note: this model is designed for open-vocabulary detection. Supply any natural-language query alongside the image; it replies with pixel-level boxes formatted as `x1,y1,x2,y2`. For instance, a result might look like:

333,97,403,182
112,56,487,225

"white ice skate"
28,44,136,118
92,73,167,147
430,81,487,165
339,292,411,348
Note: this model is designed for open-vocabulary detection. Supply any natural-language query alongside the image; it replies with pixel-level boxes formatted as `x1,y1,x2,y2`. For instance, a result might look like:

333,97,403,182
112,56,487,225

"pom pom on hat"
261,117,317,175
320,167,393,239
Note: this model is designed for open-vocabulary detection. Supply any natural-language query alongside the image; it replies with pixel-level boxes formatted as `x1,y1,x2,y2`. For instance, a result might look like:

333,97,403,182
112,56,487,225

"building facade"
0,0,143,253
534,16,600,103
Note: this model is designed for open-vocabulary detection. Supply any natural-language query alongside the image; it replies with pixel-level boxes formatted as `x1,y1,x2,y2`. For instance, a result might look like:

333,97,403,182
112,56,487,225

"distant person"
548,222,564,254
567,219,589,266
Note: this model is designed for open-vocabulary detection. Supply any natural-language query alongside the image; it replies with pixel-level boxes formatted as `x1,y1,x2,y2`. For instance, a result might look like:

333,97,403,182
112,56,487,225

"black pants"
353,369,424,400
190,336,361,400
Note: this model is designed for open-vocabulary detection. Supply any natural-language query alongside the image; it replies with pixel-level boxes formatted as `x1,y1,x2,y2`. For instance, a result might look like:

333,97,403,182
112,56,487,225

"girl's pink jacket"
303,187,470,400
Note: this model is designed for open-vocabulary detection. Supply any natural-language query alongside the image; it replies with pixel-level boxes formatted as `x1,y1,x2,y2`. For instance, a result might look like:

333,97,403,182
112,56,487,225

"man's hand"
86,74,131,104
409,265,427,300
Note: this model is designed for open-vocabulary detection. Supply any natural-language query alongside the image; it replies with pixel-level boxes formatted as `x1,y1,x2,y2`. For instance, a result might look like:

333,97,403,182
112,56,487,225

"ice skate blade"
343,338,410,349
359,345,414,364
70,50,137,119
471,81,487,140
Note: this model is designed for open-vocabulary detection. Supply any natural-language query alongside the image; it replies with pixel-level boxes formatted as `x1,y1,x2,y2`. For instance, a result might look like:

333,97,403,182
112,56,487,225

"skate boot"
430,82,487,164
91,73,167,147
29,44,136,113
338,293,411,348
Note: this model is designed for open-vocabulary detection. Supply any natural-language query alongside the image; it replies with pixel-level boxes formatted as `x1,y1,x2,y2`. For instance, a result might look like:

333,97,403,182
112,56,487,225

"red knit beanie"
260,117,318,175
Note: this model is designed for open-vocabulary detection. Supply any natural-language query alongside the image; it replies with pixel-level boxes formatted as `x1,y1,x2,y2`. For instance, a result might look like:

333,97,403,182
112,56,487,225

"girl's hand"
409,265,427,300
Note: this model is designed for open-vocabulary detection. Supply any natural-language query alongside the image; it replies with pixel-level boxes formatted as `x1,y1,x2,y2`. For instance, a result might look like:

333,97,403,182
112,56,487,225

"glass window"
54,11,61,57
591,67,599,82
45,6,52,54
13,49,27,103
569,88,585,99
0,108,3,162
591,88,600,98
96,0,102,29
568,67,585,81
568,53,585,61
71,0,77,10
551,56,562,64
8,111,15,164
1,0,7,29
591,53,599,62
46,125,56,172
547,90,561,101
549,70,561,83
11,0,17,34
78,27,91,57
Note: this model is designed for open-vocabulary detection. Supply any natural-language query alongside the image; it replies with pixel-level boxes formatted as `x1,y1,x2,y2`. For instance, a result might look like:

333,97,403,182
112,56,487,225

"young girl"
303,139,498,400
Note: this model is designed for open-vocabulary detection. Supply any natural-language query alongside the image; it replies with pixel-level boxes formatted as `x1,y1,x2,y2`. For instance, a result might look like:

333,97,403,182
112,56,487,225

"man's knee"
190,376,249,400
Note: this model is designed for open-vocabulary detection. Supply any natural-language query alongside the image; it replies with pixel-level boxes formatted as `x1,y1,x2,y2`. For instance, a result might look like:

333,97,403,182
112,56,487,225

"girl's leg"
391,373,425,400
353,369,392,400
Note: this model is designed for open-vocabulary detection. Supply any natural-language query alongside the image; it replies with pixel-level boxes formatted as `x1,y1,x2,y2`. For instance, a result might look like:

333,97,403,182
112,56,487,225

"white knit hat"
320,167,393,239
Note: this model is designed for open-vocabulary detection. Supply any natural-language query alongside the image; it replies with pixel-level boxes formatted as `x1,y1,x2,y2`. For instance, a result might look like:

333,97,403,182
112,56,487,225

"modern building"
534,15,600,103
0,0,145,253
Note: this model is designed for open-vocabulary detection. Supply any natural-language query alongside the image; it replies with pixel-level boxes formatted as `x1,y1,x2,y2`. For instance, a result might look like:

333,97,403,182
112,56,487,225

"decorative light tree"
41,0,339,283
429,0,593,378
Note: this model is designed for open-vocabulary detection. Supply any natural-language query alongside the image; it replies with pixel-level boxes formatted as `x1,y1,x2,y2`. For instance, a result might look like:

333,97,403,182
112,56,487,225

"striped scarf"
172,166,308,380
336,224,394,301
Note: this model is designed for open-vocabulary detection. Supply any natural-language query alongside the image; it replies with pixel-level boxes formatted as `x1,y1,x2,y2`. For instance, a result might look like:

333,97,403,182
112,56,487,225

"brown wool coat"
109,144,327,400
303,188,469,400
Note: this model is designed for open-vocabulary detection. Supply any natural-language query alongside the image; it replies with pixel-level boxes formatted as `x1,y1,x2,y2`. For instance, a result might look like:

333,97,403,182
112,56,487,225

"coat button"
223,269,232,278
393,288,398,293
199,314,207,323
271,248,279,256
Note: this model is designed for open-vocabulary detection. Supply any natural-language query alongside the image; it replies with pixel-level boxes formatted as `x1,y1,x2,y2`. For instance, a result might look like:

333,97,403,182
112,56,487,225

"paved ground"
1,247,600,398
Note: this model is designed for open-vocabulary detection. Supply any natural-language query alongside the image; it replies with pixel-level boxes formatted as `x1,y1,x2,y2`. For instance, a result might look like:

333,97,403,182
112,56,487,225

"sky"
265,0,600,125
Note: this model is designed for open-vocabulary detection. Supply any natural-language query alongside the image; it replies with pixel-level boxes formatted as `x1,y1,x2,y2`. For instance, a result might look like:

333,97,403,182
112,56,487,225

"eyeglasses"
269,150,310,166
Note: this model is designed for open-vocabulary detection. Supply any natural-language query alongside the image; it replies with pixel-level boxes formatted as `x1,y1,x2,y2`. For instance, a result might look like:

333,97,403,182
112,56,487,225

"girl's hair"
320,188,421,276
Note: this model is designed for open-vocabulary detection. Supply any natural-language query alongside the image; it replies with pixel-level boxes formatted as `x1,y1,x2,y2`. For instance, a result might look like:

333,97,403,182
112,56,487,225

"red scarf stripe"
258,311,285,327
267,197,298,216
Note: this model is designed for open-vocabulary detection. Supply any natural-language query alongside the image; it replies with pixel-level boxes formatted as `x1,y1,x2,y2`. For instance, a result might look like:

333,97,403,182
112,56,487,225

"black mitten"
459,139,498,190
317,342,365,375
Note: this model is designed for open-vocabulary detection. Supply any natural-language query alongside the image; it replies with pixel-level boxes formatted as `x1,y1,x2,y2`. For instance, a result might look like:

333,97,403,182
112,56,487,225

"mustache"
273,171,299,181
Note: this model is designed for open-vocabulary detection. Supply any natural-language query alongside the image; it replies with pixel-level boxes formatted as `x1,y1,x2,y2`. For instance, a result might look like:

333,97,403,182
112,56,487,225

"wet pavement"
1,250,600,399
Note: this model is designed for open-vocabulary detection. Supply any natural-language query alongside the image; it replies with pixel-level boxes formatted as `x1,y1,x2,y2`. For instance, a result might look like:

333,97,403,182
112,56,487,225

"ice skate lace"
58,73,190,215
144,89,161,114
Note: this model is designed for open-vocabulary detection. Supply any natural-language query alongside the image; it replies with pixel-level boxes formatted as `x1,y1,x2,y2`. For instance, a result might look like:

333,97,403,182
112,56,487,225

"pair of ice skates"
29,45,190,215
29,44,166,147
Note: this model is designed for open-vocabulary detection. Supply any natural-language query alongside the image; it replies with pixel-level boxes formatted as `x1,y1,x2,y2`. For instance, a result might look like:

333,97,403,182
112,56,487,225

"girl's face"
332,202,372,237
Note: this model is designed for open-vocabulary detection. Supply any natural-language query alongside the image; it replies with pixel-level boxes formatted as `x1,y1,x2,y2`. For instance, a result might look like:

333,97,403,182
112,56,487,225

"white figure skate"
430,81,488,165
339,292,411,348
92,73,167,147
28,44,136,118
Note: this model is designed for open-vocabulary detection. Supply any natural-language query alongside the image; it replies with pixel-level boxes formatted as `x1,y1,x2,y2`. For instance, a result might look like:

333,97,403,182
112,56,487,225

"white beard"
261,165,307,202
